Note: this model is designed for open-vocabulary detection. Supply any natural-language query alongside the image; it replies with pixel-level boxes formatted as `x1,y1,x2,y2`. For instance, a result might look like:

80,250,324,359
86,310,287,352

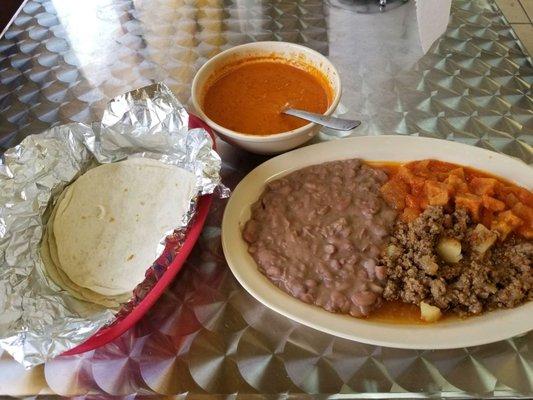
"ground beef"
380,206,532,316
243,159,396,317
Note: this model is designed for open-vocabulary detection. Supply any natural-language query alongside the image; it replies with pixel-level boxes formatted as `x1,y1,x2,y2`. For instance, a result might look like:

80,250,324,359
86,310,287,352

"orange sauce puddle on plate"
367,301,457,324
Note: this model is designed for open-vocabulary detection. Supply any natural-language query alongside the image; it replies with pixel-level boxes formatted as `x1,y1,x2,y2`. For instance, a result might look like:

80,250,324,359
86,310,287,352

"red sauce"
368,301,458,324
202,59,331,135
375,160,533,240
369,301,428,324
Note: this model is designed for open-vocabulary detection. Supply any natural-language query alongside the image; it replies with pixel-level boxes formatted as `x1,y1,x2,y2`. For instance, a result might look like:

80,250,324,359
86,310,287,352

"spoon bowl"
283,108,361,131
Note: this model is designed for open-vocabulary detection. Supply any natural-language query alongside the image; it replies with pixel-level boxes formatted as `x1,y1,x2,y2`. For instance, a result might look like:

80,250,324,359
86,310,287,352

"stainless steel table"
0,0,532,397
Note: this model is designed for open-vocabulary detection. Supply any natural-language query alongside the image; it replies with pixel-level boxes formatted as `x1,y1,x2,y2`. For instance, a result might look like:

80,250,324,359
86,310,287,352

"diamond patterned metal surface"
0,0,532,397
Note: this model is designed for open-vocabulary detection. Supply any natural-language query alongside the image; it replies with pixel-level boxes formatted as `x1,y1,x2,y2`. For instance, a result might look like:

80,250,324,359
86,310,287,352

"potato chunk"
420,301,442,322
455,193,482,221
419,255,439,275
502,192,520,208
470,177,497,196
482,195,505,212
425,180,449,206
470,224,497,255
398,165,424,187
491,210,523,240
401,207,420,222
380,178,409,210
512,203,533,225
436,237,462,263
449,167,465,179
445,174,468,195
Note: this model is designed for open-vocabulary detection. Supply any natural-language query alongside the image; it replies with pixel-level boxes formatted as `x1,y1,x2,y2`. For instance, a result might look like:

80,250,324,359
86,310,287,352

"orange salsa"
369,301,432,324
203,59,331,135
378,160,533,240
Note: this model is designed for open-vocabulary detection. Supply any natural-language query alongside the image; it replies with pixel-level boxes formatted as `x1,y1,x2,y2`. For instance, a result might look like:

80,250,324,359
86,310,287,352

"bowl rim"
191,41,342,143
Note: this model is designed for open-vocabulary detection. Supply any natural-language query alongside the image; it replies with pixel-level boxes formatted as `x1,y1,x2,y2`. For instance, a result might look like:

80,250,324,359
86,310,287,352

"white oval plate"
222,136,533,349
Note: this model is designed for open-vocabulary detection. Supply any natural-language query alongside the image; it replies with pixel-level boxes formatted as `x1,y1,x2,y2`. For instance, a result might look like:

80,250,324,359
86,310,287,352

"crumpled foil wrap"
0,83,224,367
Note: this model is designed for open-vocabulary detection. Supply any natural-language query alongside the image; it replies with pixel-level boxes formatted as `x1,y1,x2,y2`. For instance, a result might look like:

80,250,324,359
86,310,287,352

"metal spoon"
282,108,361,131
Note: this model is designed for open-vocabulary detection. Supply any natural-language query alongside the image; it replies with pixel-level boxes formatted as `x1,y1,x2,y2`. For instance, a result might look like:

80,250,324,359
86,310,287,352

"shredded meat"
379,206,532,316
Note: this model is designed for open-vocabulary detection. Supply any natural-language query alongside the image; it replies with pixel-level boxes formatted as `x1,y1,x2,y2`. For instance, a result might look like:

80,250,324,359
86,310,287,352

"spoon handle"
283,108,361,131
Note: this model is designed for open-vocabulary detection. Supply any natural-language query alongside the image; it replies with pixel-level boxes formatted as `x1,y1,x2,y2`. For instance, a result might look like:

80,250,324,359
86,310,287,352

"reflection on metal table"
0,0,532,397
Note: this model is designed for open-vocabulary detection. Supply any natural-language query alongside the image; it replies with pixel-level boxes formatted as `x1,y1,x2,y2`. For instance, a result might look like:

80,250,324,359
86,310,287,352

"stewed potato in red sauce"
378,160,533,239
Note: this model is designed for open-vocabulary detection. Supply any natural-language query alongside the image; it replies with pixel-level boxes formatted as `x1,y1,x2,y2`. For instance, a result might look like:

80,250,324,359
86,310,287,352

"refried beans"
242,159,396,317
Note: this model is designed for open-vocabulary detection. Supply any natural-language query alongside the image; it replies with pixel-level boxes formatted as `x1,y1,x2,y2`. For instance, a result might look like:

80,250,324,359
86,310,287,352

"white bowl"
191,41,341,155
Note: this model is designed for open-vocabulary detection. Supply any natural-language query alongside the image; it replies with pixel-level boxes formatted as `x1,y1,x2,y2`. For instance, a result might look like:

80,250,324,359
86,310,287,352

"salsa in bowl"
191,41,341,154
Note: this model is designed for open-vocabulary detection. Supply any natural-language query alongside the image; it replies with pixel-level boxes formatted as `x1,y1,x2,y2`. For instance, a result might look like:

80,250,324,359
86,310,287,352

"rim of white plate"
222,135,533,349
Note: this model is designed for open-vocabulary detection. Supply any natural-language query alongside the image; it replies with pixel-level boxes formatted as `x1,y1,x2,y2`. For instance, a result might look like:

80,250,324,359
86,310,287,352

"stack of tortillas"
40,158,197,307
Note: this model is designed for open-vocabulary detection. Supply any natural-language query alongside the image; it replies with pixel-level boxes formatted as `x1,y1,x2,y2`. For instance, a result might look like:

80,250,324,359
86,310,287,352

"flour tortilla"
42,231,128,307
50,158,197,297
42,189,134,307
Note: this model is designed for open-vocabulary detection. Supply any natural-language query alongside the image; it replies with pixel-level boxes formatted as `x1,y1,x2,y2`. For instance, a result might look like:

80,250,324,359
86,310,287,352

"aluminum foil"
0,83,224,367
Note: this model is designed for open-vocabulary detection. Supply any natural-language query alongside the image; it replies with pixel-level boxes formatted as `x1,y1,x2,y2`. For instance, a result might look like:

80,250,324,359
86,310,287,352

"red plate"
62,114,215,355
